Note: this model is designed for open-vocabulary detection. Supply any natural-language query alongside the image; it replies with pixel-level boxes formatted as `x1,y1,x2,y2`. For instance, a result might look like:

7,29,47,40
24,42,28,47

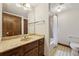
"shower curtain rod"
28,20,45,24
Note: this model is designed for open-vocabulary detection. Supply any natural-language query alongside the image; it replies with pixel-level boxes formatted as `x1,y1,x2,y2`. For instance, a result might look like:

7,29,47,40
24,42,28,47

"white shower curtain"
50,14,58,49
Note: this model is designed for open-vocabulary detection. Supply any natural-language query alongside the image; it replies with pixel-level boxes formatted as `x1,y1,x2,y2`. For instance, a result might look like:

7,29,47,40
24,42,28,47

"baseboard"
58,43,71,48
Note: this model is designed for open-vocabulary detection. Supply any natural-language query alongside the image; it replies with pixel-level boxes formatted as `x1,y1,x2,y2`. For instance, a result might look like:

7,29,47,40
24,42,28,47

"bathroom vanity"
0,34,44,56
1,5,45,56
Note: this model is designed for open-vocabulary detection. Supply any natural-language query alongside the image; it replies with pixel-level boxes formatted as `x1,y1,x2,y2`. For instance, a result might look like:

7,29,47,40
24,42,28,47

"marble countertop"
0,34,44,53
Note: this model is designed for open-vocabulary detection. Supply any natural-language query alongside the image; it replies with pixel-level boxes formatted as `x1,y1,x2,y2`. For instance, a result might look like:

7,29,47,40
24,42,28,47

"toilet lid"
70,42,79,49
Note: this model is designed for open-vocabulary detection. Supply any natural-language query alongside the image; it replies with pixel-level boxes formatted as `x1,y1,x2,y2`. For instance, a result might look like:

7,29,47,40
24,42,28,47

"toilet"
70,42,79,56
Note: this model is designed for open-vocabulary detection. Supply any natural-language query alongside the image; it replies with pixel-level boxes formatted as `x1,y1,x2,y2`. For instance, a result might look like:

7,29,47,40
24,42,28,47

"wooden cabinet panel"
24,47,38,56
23,41,38,53
38,45,44,56
39,39,44,45
38,39,44,56
2,13,21,37
0,46,23,56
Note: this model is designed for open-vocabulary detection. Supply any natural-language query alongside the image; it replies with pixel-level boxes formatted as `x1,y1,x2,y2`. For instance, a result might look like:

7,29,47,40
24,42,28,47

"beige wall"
58,8,79,45
28,3,50,56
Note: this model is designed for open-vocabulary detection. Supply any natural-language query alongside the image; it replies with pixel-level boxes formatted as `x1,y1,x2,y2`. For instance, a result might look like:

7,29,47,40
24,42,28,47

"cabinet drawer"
23,41,38,53
24,47,38,56
38,38,44,45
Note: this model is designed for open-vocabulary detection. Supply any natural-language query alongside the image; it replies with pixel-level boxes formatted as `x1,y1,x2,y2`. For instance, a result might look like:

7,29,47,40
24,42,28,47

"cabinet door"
38,39,44,56
23,41,38,56
38,45,44,56
24,47,38,56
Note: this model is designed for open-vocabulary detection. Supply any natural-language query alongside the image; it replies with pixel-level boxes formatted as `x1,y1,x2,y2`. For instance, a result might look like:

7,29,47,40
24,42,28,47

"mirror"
2,3,35,37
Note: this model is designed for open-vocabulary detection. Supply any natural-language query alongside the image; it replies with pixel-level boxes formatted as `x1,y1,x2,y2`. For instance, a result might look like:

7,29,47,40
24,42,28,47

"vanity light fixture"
16,3,22,7
57,7,61,12
56,3,64,12
25,3,30,8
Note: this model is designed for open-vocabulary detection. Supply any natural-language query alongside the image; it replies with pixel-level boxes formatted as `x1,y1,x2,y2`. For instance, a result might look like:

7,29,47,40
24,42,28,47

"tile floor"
50,44,73,56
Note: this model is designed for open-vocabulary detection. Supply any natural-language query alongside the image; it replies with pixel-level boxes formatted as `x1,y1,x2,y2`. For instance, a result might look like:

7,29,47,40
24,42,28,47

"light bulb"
16,4,21,7
57,8,61,12
25,3,30,8
57,6,61,12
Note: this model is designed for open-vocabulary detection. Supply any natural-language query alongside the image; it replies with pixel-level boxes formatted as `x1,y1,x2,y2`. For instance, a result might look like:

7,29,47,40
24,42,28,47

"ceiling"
50,3,79,14
3,3,79,17
50,3,79,9
2,3,39,17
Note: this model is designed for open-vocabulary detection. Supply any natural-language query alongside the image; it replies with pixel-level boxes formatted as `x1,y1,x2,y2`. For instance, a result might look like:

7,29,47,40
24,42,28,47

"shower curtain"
50,14,58,49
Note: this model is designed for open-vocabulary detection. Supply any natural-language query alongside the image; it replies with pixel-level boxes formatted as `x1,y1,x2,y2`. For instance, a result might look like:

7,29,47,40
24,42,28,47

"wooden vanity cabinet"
0,38,44,56
22,38,44,56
